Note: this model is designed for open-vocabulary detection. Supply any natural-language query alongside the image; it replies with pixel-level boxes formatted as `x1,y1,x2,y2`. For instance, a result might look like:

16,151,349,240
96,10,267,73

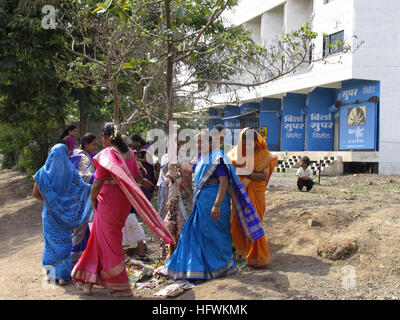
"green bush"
13,144,41,176
0,124,25,169
0,124,48,175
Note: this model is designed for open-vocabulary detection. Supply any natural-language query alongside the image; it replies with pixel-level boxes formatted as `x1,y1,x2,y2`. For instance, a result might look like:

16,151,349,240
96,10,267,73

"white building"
189,0,400,174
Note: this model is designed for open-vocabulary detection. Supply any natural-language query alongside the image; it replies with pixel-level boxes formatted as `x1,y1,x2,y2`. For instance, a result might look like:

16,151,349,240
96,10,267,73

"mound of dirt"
317,238,358,261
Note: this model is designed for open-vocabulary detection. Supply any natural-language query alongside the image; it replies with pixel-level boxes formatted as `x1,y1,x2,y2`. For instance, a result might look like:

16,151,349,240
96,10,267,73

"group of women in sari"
33,123,174,297
159,128,276,279
32,123,276,297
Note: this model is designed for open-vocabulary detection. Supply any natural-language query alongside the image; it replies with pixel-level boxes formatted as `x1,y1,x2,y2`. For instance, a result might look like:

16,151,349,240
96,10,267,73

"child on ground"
296,156,314,192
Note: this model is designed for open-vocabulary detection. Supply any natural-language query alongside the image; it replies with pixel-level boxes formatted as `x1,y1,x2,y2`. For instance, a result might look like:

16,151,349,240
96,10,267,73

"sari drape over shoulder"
71,147,174,290
33,144,92,280
227,128,277,267
159,150,264,280
70,149,96,184
70,149,96,265
93,147,175,244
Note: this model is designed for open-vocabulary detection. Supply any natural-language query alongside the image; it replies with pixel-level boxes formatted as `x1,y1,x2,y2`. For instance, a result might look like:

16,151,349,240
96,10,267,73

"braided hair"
101,122,129,153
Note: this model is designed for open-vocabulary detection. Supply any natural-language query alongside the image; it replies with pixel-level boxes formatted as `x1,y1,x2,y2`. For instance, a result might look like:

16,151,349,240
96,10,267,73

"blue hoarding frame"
337,80,380,151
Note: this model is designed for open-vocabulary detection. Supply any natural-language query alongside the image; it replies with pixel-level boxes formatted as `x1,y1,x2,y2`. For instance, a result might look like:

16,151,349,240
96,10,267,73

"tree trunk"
78,87,91,140
108,64,120,124
112,77,120,123
164,0,180,258
58,116,66,139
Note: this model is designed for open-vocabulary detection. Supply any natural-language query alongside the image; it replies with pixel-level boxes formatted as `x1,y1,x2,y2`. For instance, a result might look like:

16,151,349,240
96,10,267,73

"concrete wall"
261,5,285,47
243,16,262,45
223,0,286,26
285,0,313,32
351,0,400,174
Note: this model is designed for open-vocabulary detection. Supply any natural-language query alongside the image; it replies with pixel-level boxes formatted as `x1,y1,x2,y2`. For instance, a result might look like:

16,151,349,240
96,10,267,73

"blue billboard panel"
260,98,281,112
306,87,335,151
337,80,379,151
337,79,380,104
339,102,378,150
240,102,259,131
259,111,281,151
240,102,260,114
243,117,259,129
223,105,240,146
281,93,306,151
208,108,224,131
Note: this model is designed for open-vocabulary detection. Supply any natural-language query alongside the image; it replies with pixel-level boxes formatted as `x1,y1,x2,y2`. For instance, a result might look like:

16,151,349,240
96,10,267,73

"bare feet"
81,283,93,295
58,280,69,286
108,289,134,298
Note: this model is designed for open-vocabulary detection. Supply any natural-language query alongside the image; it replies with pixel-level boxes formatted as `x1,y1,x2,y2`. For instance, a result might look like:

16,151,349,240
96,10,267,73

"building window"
323,0,335,4
323,30,344,57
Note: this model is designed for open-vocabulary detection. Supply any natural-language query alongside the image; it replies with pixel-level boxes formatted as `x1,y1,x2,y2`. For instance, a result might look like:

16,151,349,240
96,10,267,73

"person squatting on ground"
297,156,314,192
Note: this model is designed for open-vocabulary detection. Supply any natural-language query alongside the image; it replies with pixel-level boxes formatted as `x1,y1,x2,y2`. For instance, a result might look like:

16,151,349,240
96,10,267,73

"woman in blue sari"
159,132,264,280
32,143,92,285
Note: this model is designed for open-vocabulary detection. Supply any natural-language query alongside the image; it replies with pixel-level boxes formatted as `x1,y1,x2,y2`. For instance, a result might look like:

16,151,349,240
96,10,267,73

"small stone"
297,210,309,217
359,255,368,264
308,219,320,227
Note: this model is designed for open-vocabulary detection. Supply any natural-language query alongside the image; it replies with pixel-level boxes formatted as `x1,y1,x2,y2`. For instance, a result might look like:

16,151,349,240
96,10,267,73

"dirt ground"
1,169,400,300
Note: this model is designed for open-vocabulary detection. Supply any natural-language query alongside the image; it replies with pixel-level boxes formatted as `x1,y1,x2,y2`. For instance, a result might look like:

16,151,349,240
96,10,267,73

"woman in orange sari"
227,128,277,267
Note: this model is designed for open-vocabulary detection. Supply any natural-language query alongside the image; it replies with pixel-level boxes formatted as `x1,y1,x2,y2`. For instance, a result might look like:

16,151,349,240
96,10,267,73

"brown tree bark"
164,0,180,258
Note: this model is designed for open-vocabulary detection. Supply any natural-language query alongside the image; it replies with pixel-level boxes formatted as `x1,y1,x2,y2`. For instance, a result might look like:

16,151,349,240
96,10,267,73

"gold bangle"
214,201,221,207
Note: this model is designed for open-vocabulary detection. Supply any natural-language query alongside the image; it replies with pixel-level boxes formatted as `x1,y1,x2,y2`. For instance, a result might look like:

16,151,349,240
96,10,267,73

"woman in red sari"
72,123,174,297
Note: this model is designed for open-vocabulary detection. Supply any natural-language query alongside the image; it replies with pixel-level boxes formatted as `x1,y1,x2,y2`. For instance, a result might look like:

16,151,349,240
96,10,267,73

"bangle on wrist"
214,201,221,207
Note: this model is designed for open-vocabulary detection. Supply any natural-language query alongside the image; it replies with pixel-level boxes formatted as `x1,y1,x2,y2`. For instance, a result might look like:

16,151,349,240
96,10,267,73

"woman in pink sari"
72,123,174,297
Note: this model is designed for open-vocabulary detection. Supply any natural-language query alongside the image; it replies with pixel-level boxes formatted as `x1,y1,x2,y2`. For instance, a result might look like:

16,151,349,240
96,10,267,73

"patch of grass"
274,173,298,178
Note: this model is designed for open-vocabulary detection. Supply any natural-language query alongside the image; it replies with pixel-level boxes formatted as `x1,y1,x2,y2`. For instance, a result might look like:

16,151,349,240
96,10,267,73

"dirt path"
1,169,400,300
